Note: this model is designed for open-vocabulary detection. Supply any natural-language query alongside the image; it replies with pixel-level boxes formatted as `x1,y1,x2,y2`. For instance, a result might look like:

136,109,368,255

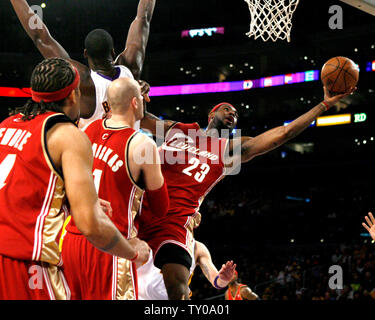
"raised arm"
10,0,70,59
236,86,356,163
10,0,95,118
195,241,236,290
115,0,156,79
48,123,149,264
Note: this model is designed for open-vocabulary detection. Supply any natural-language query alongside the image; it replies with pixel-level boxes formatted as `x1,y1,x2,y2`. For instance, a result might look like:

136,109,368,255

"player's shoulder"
173,122,200,130
49,121,91,148
130,131,157,148
83,119,103,133
117,65,134,79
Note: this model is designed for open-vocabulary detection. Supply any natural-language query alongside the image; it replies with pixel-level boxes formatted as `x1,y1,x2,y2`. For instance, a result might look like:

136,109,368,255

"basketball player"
61,77,169,300
138,85,355,299
138,240,236,300
0,58,149,300
10,0,156,128
225,271,259,300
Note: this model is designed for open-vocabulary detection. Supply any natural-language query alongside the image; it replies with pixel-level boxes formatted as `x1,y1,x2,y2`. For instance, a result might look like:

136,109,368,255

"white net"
244,0,300,42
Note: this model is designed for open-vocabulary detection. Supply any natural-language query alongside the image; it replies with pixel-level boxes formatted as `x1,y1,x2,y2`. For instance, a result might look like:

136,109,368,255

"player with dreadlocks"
0,58,149,300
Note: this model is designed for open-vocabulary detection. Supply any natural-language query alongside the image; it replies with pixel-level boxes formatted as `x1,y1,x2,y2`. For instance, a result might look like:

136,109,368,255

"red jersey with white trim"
141,122,227,226
68,119,144,238
226,284,247,300
0,112,71,265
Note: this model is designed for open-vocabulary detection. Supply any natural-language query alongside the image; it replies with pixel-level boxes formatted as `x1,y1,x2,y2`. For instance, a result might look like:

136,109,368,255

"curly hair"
15,58,76,120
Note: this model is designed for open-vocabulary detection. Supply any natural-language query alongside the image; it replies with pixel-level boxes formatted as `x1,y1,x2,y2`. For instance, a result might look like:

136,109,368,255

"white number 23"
182,157,210,183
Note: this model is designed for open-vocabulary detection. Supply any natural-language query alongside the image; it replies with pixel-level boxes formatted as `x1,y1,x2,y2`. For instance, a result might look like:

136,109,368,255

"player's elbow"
283,124,297,141
73,210,101,239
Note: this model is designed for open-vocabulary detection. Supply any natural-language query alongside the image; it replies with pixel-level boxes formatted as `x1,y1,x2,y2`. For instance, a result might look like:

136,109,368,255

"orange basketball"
321,56,359,94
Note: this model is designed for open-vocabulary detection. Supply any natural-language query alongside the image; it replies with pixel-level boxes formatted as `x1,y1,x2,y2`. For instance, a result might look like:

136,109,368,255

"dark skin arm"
115,0,156,80
240,286,259,300
10,0,96,118
141,111,176,139
232,86,356,163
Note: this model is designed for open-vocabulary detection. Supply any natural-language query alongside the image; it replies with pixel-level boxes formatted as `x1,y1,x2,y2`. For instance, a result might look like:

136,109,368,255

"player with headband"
0,58,149,300
137,83,355,300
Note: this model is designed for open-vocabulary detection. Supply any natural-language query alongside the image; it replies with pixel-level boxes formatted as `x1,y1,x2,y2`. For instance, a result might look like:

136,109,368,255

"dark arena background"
1,0,375,301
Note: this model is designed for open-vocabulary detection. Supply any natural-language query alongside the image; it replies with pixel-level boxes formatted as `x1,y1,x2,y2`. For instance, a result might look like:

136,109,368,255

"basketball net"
244,0,300,42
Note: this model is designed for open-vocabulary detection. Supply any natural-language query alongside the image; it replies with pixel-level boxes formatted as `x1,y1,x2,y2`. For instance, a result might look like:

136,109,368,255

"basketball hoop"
244,0,300,42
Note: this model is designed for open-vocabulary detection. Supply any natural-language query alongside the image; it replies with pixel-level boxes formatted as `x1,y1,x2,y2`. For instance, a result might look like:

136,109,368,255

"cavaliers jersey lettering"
157,122,227,220
92,143,124,172
163,136,219,161
0,112,70,265
0,128,32,151
69,119,144,237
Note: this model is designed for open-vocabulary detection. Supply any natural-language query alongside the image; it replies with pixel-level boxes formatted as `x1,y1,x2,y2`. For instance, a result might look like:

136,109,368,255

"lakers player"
10,0,156,129
138,240,236,300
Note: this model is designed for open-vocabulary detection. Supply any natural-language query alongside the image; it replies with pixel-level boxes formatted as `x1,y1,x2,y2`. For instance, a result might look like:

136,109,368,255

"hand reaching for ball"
323,85,357,108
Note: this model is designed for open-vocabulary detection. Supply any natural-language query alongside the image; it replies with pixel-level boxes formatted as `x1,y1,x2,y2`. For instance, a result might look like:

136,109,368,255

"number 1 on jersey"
93,169,103,193
0,154,16,190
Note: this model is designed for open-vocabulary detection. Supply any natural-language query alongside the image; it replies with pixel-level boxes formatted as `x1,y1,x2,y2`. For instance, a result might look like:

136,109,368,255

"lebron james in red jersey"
61,78,168,300
140,85,355,299
0,58,147,300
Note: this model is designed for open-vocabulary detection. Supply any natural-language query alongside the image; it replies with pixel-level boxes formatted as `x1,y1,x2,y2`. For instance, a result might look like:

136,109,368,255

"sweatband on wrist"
129,250,139,262
320,101,330,111
213,275,226,290
146,180,169,218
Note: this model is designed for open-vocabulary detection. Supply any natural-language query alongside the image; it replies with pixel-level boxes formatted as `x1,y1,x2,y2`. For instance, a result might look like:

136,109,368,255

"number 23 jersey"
157,122,228,219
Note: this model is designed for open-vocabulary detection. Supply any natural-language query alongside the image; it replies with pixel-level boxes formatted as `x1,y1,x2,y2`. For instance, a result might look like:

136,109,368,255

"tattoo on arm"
99,230,121,252
200,263,211,281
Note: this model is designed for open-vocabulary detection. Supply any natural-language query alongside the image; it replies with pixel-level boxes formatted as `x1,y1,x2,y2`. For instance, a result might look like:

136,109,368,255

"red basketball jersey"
0,112,71,265
68,119,144,238
226,284,247,300
142,122,228,226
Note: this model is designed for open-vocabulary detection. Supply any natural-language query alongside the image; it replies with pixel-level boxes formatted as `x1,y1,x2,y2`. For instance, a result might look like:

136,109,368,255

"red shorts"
138,212,199,261
0,254,70,300
61,225,138,300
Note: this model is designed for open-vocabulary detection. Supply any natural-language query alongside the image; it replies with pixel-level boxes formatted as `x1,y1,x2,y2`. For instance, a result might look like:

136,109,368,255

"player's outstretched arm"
48,122,149,264
363,212,375,241
115,0,156,79
10,0,70,59
237,86,356,163
10,0,96,119
240,286,259,300
195,241,236,289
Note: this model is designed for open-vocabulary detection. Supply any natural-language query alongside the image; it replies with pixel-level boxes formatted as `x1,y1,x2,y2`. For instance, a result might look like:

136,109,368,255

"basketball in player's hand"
321,56,359,95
